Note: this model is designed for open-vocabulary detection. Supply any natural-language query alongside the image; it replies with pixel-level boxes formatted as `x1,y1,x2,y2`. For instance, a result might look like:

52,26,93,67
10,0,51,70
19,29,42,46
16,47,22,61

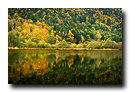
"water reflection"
8,50,122,84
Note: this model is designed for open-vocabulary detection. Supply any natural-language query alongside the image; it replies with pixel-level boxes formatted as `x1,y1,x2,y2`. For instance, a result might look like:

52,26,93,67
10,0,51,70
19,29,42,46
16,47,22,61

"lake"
8,49,122,84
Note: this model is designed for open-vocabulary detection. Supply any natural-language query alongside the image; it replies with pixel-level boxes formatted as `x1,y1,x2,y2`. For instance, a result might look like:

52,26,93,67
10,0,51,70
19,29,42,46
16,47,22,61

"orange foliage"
105,19,107,23
81,73,85,76
107,17,112,20
108,26,111,28
112,11,114,13
23,23,29,29
44,25,49,30
35,72,42,76
77,8,83,12
43,12,46,15
14,13,19,19
93,13,97,17
82,22,85,25
47,8,51,12
36,21,49,30
107,70,110,72
61,8,65,13
36,21,39,26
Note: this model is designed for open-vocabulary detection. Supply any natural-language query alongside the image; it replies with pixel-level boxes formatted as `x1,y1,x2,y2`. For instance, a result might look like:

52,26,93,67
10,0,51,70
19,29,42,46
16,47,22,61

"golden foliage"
93,13,97,17
112,11,114,13
55,35,62,41
17,26,22,32
18,28,31,39
81,35,85,42
67,30,74,42
32,28,47,41
82,22,85,25
105,19,107,23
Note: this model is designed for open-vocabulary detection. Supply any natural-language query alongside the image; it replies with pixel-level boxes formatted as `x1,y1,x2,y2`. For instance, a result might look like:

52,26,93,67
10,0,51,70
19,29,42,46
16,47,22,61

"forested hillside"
8,8,122,49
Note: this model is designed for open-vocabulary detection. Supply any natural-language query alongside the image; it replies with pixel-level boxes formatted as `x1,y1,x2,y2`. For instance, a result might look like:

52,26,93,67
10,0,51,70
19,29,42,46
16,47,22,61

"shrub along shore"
8,38,122,50
8,47,120,50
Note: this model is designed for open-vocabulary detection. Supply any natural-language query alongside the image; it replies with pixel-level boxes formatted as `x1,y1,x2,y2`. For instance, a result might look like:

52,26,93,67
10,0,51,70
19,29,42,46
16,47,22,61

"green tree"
19,36,25,42
31,37,38,44
101,39,113,48
8,25,12,32
38,41,47,48
45,35,54,44
26,39,37,48
8,31,19,47
118,42,122,50
14,22,15,29
60,40,67,48
18,41,25,48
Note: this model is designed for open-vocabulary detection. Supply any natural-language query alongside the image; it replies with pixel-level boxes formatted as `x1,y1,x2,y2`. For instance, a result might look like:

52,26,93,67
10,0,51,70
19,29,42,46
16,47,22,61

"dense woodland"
8,8,122,49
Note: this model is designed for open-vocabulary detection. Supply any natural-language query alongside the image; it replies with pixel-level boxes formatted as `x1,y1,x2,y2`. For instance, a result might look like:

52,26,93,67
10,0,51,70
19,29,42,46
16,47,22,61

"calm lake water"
8,49,122,84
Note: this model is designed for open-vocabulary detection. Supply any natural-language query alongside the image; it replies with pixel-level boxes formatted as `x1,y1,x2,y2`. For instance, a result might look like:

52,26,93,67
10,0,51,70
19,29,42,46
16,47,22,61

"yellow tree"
18,28,31,40
17,26,22,32
18,23,31,39
81,35,85,43
67,30,74,42
32,28,47,42
86,16,89,22
55,35,62,43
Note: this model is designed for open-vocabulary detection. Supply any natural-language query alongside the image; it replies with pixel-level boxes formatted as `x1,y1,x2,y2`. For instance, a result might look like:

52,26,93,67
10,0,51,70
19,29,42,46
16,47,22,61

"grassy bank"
8,47,120,50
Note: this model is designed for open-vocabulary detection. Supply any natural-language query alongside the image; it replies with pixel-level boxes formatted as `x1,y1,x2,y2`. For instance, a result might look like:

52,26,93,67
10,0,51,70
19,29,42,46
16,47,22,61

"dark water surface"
8,49,122,84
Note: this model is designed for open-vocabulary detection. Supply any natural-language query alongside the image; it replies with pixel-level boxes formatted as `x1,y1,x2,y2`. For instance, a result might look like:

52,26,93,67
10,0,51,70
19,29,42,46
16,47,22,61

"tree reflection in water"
8,50,122,84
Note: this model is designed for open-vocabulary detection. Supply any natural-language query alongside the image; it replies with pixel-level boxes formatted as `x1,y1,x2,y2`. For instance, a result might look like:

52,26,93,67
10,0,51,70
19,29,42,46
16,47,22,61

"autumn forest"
8,8,122,49
8,8,122,84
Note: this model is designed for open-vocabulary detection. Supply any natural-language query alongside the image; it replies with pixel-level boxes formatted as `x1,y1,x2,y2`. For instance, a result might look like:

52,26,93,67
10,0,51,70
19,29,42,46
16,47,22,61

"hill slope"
8,8,122,49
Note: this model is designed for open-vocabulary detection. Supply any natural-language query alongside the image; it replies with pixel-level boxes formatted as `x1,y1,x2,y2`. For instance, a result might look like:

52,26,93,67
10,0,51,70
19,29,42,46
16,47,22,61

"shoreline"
8,47,120,50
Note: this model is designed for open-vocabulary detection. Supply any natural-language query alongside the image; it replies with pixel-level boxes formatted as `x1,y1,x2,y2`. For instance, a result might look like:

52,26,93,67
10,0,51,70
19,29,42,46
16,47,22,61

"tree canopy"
8,8,122,49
